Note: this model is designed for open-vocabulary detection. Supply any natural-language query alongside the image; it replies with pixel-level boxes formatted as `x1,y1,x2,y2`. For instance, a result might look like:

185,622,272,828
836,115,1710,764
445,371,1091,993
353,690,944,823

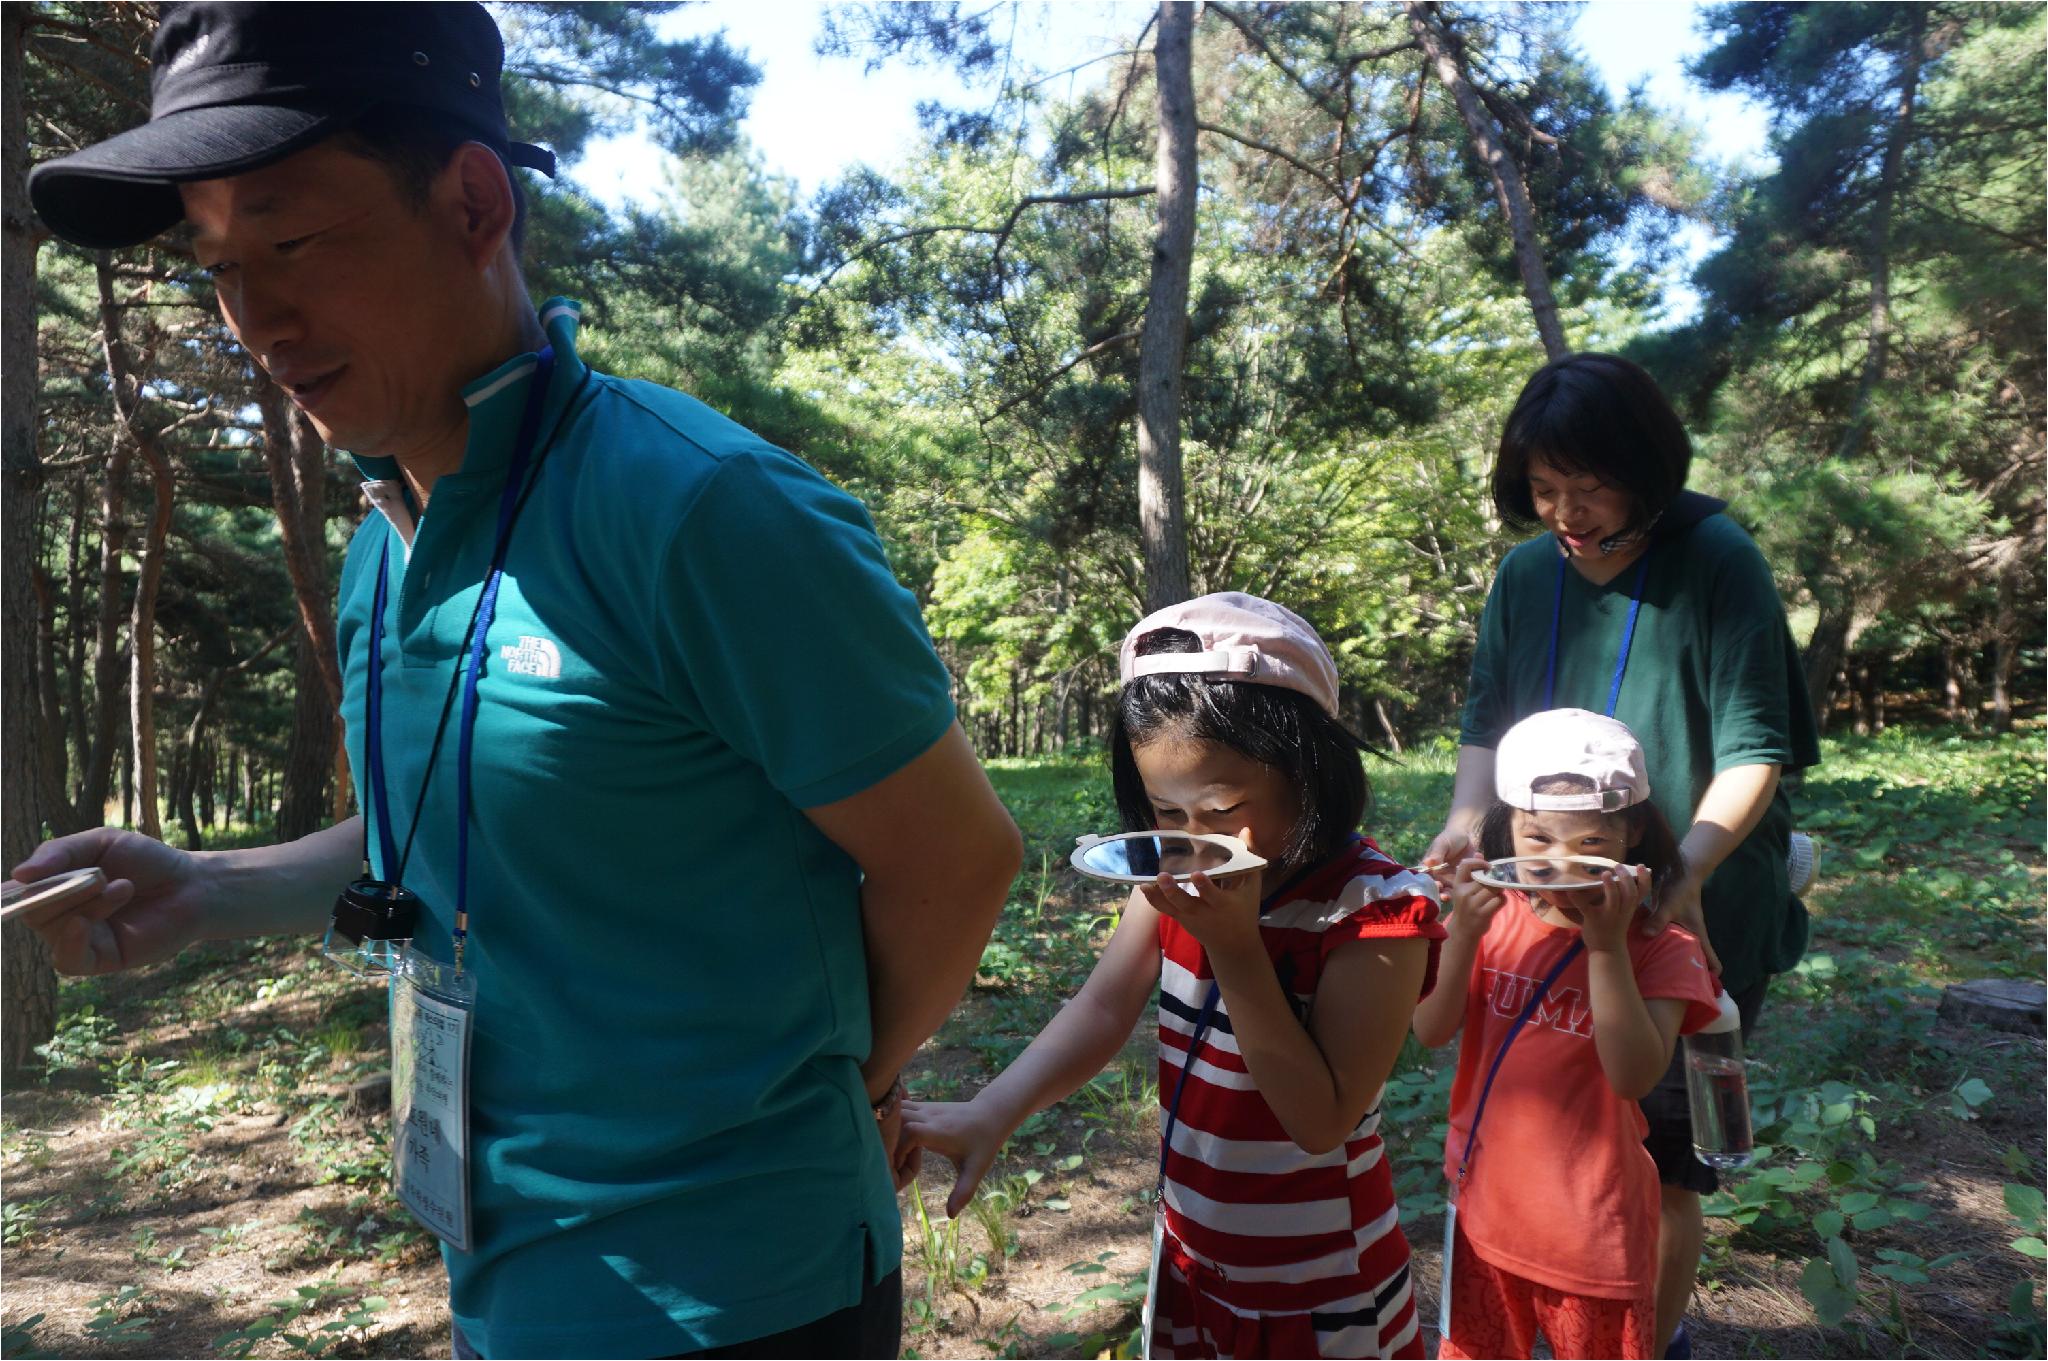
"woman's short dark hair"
1491,353,1692,534
331,104,529,256
1108,627,1370,876
1476,774,1685,907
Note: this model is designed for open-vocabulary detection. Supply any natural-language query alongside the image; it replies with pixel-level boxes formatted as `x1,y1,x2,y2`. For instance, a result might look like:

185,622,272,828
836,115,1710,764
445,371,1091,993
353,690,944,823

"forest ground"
2,726,2041,1360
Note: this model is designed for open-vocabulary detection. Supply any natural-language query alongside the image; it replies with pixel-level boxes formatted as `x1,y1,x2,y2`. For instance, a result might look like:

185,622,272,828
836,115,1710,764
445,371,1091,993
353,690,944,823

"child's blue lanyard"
362,347,559,971
1154,859,1329,1193
1544,548,1652,718
1453,935,1584,1191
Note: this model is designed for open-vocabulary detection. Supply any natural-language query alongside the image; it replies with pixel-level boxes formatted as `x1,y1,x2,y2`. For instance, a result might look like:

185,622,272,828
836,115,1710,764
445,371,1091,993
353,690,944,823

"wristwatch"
872,1075,905,1122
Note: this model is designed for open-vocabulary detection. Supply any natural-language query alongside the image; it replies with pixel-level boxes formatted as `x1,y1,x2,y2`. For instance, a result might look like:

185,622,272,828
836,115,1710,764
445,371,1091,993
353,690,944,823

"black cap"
28,1,555,251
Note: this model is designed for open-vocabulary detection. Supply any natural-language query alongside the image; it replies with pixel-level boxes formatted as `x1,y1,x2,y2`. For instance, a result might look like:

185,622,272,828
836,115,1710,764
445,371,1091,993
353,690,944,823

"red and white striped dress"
1154,838,1445,1359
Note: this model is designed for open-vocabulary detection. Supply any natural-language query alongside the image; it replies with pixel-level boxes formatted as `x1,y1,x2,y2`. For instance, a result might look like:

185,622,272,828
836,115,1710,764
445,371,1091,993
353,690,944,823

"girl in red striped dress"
904,593,1446,1359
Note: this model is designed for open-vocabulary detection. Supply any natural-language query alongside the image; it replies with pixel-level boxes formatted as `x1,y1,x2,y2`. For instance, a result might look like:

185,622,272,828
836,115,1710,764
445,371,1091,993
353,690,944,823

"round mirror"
1070,832,1267,884
0,866,106,924
1470,855,1621,893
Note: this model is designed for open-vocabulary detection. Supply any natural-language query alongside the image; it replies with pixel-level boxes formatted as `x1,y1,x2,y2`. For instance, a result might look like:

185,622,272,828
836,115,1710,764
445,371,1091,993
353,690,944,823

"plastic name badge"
391,948,476,1252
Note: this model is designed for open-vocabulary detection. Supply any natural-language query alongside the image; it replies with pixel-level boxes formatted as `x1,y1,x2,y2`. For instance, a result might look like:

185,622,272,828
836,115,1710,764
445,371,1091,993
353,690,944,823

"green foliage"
84,1285,156,1347
211,1278,387,1359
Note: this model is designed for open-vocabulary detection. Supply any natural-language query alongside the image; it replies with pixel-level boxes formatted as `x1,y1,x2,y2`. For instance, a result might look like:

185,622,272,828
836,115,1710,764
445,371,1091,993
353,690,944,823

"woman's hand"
1445,855,1507,942
1642,857,1721,974
1421,826,1473,891
899,1098,1011,1218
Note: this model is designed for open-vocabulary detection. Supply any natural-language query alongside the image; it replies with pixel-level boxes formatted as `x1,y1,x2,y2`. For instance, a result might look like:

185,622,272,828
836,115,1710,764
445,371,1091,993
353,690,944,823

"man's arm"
14,817,363,976
803,723,1022,1103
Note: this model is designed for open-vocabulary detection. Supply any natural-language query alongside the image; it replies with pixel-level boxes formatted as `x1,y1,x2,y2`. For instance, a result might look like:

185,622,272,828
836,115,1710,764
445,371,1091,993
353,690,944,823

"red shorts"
1438,1221,1657,1360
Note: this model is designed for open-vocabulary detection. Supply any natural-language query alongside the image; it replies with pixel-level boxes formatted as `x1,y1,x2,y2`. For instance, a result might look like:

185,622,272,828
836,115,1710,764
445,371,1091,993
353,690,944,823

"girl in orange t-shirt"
1413,709,1719,1360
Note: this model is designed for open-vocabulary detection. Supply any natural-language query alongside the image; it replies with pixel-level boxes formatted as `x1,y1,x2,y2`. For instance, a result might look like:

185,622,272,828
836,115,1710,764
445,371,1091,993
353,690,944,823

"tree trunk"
276,634,336,841
2,3,56,1072
256,382,350,824
1831,7,1924,467
1803,603,1853,734
1373,696,1405,754
1990,545,2021,733
128,434,174,841
1408,1,1568,361
31,567,74,832
1136,0,1197,613
97,254,176,840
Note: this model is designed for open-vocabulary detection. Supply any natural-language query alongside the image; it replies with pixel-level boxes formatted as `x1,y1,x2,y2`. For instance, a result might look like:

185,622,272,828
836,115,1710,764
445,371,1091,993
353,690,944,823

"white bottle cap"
1697,988,1742,1035
1787,832,1818,894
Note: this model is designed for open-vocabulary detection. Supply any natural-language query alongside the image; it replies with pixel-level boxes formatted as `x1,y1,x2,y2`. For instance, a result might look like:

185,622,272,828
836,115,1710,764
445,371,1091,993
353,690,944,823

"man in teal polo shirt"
14,5,1023,1356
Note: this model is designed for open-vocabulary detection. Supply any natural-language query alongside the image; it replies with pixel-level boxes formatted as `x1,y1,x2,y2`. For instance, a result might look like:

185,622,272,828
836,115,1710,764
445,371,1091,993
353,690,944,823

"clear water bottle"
1684,990,1754,1169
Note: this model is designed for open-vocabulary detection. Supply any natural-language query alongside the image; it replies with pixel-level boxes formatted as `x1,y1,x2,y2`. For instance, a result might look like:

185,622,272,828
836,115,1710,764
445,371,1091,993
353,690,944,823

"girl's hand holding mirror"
1138,827,1265,959
1445,855,1508,942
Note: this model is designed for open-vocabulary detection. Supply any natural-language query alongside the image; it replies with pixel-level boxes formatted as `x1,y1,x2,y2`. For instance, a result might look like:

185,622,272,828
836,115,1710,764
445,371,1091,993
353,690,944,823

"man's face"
182,140,479,459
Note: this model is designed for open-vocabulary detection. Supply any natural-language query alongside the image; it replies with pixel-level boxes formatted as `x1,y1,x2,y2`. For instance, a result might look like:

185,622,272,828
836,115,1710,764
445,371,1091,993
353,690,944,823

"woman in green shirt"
1424,352,1820,1358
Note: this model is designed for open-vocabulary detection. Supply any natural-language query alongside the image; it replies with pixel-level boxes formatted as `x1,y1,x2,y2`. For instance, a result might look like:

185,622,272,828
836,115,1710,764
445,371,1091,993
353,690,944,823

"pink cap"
1494,709,1651,812
1119,592,1340,716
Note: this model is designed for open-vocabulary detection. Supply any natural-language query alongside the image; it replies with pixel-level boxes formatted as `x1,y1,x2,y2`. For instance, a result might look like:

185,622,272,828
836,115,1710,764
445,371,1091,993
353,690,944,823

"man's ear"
440,141,518,267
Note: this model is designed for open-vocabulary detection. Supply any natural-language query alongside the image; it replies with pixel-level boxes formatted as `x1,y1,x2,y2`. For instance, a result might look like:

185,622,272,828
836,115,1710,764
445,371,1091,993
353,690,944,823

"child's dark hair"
1477,774,1684,905
1491,352,1692,537
1109,627,1369,874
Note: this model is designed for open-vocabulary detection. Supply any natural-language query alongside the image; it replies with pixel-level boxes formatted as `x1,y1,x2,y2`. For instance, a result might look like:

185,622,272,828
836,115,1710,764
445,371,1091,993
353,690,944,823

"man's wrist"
870,1074,905,1120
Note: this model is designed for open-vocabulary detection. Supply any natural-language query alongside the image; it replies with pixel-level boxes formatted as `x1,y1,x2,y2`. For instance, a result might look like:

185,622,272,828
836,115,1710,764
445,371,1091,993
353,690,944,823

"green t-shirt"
337,300,955,1357
1459,502,1821,994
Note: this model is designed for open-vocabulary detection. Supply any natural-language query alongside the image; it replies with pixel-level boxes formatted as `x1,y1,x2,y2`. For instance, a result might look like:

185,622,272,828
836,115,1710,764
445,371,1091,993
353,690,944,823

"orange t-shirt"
1441,897,1719,1299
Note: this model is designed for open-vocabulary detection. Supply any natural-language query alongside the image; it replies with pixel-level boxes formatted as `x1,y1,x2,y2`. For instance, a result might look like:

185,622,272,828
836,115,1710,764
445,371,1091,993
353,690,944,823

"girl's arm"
1412,858,1506,1048
1575,866,1687,1099
1209,931,1431,1155
1144,853,1433,1154
1585,953,1688,1099
902,889,1162,1216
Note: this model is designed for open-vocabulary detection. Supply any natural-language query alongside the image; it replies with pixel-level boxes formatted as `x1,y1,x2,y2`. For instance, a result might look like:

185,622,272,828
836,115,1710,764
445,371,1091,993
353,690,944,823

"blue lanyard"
1545,548,1652,718
362,347,560,968
1453,936,1584,1189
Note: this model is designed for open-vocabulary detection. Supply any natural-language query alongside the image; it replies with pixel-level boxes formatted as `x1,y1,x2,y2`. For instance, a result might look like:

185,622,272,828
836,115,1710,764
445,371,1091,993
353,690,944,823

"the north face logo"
499,635,561,678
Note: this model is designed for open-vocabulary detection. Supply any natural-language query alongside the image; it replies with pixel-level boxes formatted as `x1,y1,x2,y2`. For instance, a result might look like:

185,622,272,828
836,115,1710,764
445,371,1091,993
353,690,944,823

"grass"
2,726,2038,1359
956,724,2044,1357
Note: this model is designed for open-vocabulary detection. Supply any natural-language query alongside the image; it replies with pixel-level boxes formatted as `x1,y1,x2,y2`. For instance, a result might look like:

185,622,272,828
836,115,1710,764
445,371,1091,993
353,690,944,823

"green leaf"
1800,1256,1857,1326
1838,1191,1881,1215
1812,1209,1845,1239
1827,1234,1860,1291
1956,1078,1994,1108
2004,1182,2045,1229
2012,1236,2048,1259
1851,1207,1892,1231
1924,1253,1967,1271
1870,1263,1928,1285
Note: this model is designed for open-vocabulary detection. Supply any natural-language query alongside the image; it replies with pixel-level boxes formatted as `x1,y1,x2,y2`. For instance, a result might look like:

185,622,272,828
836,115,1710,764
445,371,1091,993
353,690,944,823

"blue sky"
567,2,1773,320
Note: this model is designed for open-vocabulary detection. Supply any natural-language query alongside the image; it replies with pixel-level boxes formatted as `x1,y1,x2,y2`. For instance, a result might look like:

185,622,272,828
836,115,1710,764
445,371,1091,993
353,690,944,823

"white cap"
1495,708,1651,813
1119,592,1340,717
